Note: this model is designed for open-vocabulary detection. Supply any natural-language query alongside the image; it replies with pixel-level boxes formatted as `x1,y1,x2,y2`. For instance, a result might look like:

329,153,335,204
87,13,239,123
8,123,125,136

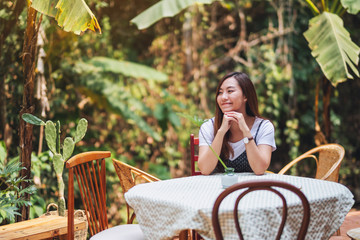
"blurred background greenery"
1,0,359,226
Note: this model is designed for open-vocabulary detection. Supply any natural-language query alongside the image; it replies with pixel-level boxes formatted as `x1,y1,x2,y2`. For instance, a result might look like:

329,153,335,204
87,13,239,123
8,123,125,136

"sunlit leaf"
341,0,360,14
88,57,168,82
31,0,101,35
22,113,45,126
130,0,217,30
304,12,360,86
0,141,6,165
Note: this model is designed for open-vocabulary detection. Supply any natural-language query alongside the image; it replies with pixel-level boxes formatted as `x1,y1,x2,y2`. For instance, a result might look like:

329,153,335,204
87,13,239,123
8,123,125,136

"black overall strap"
254,119,265,144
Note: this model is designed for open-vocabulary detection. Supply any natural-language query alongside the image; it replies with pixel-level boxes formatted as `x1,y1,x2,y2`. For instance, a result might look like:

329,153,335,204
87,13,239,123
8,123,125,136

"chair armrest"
278,154,318,175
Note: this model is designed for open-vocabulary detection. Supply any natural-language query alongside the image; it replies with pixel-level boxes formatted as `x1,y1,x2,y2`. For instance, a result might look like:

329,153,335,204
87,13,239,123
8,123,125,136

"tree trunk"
322,77,332,141
17,6,40,222
0,75,5,140
314,76,332,146
0,0,26,138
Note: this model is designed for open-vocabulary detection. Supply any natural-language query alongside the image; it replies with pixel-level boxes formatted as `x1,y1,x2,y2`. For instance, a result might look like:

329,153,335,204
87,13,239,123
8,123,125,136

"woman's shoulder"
255,117,274,129
255,117,272,124
201,117,215,128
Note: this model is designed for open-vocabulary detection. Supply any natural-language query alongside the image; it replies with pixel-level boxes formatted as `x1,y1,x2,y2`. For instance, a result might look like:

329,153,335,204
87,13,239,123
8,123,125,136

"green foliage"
29,151,57,219
69,56,177,141
0,142,36,224
22,115,88,216
154,91,183,132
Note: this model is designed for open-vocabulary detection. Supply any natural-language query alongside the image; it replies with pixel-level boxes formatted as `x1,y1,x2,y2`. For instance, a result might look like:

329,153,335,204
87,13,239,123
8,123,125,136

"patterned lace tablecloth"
125,173,354,240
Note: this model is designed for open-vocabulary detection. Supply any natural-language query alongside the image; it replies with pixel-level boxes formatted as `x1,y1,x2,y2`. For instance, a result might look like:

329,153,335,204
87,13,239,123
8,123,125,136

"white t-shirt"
199,117,276,160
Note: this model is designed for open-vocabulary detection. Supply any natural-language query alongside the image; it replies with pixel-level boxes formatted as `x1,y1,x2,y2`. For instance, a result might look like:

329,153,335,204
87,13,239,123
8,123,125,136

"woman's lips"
222,103,232,106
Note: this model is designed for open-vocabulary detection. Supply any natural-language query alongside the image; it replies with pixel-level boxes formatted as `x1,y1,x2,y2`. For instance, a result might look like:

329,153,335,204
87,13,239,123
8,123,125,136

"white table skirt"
125,173,354,240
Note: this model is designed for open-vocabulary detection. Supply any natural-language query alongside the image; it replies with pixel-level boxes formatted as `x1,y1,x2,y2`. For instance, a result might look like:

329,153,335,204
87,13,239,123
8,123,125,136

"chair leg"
335,228,341,236
178,230,189,240
191,230,202,240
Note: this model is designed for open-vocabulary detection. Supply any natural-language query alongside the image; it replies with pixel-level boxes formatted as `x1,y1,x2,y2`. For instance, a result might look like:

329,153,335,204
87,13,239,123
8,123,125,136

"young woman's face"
217,77,247,113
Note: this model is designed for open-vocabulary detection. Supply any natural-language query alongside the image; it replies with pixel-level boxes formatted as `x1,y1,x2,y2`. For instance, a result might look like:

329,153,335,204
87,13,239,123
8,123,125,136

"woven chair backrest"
112,159,160,223
278,144,345,182
315,144,345,181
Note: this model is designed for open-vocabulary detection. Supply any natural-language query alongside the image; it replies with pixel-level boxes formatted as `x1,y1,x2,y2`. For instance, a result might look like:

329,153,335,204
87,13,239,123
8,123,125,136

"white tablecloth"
125,173,354,240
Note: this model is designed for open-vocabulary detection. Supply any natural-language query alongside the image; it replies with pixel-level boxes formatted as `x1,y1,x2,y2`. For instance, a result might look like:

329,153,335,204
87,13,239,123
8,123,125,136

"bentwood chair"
212,180,310,240
278,144,345,182
66,151,144,240
112,159,160,224
190,134,202,176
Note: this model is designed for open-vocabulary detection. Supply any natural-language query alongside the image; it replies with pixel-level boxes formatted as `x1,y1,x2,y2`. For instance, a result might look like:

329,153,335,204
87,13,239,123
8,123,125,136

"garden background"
1,0,360,226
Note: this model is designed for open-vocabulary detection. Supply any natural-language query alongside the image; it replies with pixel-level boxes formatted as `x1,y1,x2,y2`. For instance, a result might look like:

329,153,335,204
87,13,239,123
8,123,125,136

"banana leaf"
304,12,360,86
31,0,101,35
88,57,168,82
341,0,360,14
130,0,216,30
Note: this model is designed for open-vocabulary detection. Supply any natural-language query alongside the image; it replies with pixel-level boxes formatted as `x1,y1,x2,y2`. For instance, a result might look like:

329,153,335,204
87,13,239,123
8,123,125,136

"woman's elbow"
253,170,265,175
252,162,270,175
199,165,212,175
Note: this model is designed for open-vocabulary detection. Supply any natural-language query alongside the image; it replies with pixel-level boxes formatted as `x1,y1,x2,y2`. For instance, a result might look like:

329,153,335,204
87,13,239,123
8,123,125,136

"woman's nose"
221,93,228,100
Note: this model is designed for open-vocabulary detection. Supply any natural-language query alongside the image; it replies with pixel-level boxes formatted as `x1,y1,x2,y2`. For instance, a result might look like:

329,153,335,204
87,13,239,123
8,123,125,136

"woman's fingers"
224,112,248,131
220,114,232,131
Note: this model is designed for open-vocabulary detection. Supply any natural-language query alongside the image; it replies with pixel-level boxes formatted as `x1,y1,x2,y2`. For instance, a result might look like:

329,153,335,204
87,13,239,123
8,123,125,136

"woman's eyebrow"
220,86,236,90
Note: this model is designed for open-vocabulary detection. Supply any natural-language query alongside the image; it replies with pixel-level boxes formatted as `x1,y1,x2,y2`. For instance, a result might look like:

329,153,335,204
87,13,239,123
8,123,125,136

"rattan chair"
278,143,345,182
112,159,160,224
212,180,310,240
66,151,144,240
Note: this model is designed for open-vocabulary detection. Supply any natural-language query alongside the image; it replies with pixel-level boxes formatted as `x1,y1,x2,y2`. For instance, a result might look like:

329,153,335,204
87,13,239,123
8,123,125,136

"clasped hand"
220,111,250,134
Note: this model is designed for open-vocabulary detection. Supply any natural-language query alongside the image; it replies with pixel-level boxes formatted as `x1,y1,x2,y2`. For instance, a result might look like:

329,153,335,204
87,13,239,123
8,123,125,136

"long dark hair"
214,72,261,159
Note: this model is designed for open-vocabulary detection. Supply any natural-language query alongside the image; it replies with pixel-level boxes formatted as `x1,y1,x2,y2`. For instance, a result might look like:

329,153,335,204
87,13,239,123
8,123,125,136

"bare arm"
198,115,232,175
198,129,227,175
244,142,272,175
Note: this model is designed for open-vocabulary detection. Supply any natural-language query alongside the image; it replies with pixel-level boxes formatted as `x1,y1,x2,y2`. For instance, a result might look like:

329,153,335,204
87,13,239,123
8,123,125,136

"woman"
198,72,276,175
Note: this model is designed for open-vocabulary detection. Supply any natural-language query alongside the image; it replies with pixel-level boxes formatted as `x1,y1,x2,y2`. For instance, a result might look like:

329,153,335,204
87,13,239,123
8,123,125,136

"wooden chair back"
190,134,202,176
190,134,205,240
278,144,345,182
112,159,160,224
212,180,310,240
66,151,111,240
